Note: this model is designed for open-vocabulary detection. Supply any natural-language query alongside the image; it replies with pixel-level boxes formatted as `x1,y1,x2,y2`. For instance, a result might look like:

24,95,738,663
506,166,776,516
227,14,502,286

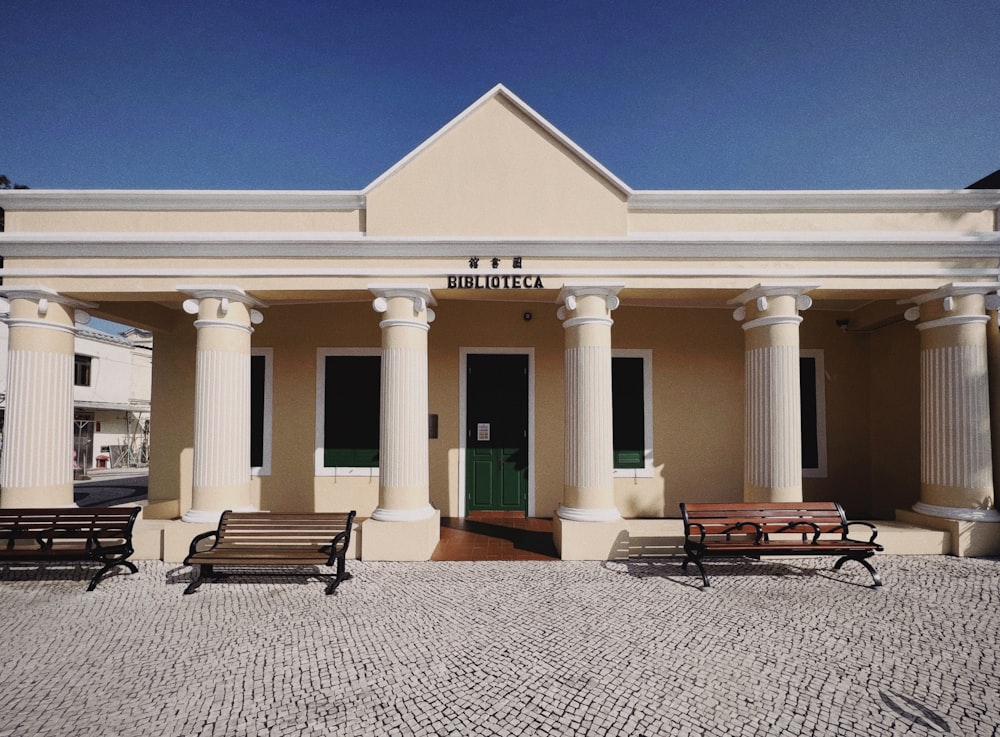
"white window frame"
315,348,381,478
612,349,654,479
250,348,273,477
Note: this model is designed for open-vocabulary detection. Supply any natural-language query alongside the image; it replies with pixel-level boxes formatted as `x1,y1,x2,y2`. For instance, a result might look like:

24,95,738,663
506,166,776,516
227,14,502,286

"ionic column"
731,284,815,503
369,287,436,522
988,292,1000,502
0,288,95,508
557,284,623,522
180,287,265,523
904,285,998,521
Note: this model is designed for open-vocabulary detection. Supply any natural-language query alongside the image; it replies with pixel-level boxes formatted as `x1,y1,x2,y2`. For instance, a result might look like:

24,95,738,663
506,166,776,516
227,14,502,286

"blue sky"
3,1,999,191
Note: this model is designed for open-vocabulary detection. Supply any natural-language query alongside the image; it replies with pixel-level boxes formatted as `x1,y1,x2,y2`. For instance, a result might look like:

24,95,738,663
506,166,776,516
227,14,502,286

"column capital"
557,283,624,309
730,283,816,326
178,286,266,327
902,283,995,329
900,282,1000,307
369,285,436,325
557,283,623,324
0,286,97,311
0,287,97,333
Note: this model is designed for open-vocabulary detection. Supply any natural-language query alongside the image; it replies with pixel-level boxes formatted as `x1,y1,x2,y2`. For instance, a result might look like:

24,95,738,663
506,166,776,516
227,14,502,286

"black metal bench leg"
834,553,883,588
184,564,213,595
86,558,139,592
324,556,353,595
681,552,711,587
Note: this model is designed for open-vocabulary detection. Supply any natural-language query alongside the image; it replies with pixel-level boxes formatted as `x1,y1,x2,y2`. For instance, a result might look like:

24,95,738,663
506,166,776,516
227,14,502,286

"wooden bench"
680,501,883,588
0,507,141,591
183,510,356,595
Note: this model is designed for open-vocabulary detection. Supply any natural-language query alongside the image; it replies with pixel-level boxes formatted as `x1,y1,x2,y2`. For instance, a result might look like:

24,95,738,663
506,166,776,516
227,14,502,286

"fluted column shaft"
988,294,1000,504
906,287,997,521
732,286,814,503
557,285,622,522
371,288,435,521
0,290,92,507
181,289,263,523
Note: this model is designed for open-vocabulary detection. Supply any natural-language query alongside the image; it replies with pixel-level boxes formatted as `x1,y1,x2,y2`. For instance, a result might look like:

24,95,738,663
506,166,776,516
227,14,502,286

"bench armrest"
187,530,219,558
833,520,879,545
319,528,352,566
684,522,707,544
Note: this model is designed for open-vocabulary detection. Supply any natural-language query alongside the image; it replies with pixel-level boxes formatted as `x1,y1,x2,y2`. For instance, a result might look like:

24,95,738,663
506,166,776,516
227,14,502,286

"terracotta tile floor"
432,512,558,561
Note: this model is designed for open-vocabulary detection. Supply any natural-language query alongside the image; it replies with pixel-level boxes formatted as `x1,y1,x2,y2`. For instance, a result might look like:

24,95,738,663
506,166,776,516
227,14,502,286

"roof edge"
0,190,365,212
629,189,1000,212
363,83,633,197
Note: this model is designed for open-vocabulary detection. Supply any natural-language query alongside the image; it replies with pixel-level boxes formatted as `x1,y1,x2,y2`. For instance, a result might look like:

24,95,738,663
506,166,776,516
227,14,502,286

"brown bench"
0,507,141,591
183,510,356,595
680,501,883,588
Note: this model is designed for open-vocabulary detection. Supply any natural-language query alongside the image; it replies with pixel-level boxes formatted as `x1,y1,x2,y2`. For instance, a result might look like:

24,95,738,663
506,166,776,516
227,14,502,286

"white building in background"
0,319,152,472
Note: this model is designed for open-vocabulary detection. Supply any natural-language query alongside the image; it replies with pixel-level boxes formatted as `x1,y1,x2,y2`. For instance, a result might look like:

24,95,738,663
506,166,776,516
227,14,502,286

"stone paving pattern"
0,555,997,736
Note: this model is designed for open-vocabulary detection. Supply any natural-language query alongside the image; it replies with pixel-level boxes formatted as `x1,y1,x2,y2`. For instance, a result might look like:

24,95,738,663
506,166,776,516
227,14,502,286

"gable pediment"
364,86,629,238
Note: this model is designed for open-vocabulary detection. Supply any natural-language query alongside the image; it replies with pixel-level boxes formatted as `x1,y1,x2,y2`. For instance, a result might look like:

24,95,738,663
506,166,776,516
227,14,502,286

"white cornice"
4,266,998,282
628,190,1000,212
3,188,997,214
0,190,365,211
1,230,998,260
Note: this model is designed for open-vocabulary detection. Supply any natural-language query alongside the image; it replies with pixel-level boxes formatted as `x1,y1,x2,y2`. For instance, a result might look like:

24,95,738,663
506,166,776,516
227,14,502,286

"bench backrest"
680,501,848,537
215,511,356,550
0,507,140,543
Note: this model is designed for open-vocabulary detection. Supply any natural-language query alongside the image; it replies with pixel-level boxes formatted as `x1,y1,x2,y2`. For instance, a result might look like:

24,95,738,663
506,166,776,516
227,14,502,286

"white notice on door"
477,423,491,441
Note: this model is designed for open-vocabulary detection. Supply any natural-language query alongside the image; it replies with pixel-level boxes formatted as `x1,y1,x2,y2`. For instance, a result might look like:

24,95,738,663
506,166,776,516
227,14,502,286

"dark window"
800,356,819,470
74,355,92,387
324,354,380,468
612,356,645,469
250,354,265,468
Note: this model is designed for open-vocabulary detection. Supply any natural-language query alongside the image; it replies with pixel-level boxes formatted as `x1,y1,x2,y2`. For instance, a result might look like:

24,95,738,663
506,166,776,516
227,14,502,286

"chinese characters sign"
446,257,545,290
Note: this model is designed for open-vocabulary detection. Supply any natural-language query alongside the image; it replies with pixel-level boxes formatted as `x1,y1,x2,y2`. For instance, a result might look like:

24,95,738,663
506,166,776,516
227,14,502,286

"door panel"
466,354,528,513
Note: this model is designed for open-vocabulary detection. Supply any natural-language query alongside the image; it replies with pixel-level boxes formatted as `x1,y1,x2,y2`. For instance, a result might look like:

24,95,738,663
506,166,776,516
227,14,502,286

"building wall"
146,325,195,519
366,95,627,238
138,296,923,520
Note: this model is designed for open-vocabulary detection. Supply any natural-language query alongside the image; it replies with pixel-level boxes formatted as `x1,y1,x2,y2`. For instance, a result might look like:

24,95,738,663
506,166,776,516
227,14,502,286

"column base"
553,516,629,560
896,508,1000,557
361,509,440,561
743,485,802,503
0,485,75,508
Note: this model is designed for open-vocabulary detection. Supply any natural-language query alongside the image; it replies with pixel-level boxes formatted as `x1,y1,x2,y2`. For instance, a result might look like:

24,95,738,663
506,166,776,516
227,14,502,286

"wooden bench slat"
679,501,882,588
183,510,357,595
0,507,141,591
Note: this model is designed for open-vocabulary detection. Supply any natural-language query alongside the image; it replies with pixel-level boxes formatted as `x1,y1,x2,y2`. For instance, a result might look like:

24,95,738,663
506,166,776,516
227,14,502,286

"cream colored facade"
1,85,998,558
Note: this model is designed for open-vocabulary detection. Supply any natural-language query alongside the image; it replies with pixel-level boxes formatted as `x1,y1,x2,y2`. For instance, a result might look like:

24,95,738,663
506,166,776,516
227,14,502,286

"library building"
1,85,999,561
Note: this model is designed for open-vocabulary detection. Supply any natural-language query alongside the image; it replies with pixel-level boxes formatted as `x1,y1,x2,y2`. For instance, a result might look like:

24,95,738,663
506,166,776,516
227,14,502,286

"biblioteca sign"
446,257,545,290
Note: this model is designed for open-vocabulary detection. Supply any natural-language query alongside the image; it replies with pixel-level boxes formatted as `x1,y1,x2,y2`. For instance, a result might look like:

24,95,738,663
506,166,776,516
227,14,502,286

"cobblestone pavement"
0,555,998,737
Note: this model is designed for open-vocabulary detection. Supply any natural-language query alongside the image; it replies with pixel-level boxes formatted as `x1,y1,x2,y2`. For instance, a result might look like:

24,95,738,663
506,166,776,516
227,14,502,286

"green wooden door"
466,354,528,512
